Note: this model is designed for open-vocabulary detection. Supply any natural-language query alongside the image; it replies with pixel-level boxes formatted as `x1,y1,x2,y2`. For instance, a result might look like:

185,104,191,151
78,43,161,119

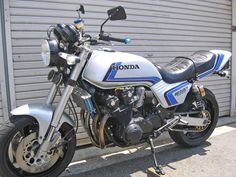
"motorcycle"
0,5,231,177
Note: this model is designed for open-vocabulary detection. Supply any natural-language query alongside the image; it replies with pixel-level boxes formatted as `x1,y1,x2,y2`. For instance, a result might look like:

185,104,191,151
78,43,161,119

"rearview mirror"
79,5,85,14
107,6,127,21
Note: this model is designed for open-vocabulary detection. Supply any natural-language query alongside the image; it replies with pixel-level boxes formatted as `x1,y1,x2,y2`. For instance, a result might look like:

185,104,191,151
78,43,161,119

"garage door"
0,0,5,124
0,87,3,123
9,0,232,145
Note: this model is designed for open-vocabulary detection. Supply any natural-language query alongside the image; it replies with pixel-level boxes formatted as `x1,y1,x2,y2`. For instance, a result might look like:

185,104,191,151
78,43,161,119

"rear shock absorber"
192,84,205,109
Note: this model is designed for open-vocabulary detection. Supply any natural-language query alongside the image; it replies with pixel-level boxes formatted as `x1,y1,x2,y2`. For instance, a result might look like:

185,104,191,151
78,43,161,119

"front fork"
46,83,58,105
36,46,90,156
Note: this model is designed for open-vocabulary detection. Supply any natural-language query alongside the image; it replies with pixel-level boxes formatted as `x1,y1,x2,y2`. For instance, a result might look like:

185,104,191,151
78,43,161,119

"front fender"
11,103,75,144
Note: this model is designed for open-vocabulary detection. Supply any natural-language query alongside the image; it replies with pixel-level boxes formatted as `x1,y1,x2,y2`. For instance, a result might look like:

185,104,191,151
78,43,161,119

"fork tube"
46,83,58,105
51,47,90,128
51,85,74,128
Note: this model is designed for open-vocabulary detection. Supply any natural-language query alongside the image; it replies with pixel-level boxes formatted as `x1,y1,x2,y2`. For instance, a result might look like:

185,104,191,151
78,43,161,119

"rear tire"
0,116,76,177
169,88,219,147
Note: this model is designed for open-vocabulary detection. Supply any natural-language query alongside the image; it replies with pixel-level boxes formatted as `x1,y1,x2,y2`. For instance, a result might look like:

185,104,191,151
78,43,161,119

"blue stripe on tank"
104,62,160,84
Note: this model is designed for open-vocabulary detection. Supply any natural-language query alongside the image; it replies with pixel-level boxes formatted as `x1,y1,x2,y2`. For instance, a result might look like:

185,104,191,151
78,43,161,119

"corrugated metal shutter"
0,0,6,124
9,0,232,145
0,86,3,123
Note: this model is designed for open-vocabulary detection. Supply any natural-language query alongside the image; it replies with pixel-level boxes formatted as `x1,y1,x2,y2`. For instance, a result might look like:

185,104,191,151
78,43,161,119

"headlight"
41,40,50,66
41,39,61,67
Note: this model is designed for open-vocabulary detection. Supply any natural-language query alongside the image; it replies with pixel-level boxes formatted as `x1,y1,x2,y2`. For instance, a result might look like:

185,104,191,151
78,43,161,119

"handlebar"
99,34,131,44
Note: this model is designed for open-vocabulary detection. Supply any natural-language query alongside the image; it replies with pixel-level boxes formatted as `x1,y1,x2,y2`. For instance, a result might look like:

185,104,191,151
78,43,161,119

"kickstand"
148,137,165,175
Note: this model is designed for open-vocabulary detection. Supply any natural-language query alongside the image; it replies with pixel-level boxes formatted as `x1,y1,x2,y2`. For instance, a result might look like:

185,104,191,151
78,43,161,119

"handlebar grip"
108,36,125,43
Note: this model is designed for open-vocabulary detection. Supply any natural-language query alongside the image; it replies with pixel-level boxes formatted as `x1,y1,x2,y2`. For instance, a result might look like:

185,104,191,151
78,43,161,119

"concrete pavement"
62,122,236,177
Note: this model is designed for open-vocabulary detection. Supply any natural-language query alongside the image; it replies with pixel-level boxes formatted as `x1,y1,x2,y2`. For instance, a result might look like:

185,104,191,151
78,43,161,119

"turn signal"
199,86,206,97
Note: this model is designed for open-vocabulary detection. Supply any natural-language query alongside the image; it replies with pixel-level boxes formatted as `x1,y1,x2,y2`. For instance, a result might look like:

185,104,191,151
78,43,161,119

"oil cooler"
72,87,96,114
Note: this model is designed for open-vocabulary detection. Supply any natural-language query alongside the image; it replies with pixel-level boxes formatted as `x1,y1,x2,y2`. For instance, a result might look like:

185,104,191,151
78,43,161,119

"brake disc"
15,132,63,174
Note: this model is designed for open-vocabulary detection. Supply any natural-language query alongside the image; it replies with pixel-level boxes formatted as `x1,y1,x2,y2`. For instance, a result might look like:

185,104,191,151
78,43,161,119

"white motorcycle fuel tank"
82,50,162,89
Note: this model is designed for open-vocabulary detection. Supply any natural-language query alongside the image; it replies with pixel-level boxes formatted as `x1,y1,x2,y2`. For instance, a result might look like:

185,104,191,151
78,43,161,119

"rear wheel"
0,116,76,177
169,88,219,147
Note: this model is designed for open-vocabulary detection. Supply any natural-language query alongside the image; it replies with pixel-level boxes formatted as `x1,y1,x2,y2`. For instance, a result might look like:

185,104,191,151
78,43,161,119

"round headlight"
41,39,60,67
41,40,51,66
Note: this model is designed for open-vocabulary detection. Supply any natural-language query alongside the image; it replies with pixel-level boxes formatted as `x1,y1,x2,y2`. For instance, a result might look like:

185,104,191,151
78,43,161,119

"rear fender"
11,103,75,144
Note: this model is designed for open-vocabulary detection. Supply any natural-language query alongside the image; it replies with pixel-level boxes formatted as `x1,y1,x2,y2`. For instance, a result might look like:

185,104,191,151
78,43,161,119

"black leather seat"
158,51,217,84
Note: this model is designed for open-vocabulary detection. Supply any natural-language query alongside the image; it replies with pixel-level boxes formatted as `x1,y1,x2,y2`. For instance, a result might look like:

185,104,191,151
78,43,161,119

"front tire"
0,116,76,177
169,88,219,147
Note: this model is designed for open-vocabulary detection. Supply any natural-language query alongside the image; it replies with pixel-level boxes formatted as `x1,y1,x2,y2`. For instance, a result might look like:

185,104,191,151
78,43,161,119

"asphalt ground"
64,123,236,177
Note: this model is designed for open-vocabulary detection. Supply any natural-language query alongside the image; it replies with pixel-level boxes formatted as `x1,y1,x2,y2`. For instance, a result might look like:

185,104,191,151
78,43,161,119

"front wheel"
0,116,76,177
169,88,219,147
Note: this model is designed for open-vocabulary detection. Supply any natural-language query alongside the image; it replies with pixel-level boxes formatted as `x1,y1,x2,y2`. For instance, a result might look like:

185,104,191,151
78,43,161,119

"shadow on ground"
67,141,211,177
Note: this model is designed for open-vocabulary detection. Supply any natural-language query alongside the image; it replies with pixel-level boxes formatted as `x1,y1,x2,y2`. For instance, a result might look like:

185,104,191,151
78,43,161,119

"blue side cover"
166,81,191,105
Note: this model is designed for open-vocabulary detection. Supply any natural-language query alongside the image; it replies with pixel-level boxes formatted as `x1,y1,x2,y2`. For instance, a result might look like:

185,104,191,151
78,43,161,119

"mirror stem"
100,17,110,34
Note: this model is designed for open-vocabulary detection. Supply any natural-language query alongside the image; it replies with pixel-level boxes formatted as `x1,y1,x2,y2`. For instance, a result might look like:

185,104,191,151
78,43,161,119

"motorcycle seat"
157,50,217,84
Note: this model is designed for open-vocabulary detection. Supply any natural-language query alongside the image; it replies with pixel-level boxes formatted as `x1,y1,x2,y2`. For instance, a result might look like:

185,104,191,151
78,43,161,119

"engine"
95,87,164,146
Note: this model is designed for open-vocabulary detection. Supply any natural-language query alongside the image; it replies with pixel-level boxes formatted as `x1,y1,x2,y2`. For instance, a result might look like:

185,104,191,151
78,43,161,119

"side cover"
151,80,192,108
